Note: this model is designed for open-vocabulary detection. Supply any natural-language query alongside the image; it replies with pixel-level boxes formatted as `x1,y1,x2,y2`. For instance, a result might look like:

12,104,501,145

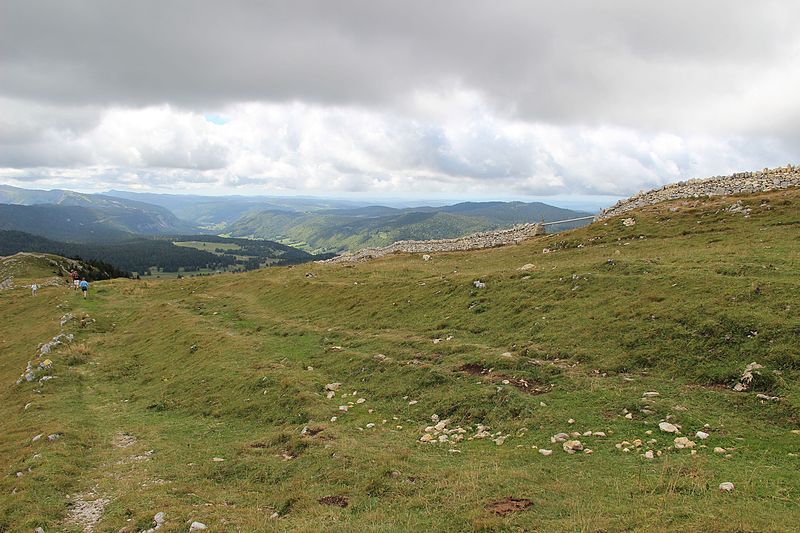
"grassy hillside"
227,202,590,253
1,189,798,531
0,252,124,285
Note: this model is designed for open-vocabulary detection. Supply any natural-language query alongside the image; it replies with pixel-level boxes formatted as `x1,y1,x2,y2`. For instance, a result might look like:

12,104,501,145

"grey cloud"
2,1,798,134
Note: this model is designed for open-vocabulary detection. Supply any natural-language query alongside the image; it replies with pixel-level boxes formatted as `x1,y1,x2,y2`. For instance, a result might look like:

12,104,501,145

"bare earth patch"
318,495,349,508
112,432,137,448
485,497,533,516
65,492,110,532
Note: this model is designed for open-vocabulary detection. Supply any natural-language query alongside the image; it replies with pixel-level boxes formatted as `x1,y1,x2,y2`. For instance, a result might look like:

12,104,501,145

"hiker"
73,278,80,290
31,283,38,296
79,278,89,299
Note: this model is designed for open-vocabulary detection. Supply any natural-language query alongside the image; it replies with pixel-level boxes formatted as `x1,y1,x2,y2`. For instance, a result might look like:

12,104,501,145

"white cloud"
0,92,794,198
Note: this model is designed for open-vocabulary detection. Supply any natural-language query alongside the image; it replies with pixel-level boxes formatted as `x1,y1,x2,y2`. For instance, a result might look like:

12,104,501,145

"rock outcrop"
597,165,800,220
323,223,544,263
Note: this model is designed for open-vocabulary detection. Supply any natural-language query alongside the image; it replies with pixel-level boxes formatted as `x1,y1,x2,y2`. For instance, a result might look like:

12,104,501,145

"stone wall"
597,165,800,220
323,223,544,263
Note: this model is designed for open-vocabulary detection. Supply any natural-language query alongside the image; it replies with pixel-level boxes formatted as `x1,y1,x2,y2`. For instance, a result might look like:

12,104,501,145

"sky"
1,1,798,207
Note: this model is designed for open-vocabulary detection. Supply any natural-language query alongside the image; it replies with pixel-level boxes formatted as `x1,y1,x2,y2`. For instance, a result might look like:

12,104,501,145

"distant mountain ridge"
0,185,197,240
2,184,591,254
226,201,591,253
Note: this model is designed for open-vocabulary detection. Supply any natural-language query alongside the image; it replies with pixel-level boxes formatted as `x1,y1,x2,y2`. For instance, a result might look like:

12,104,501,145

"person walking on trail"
79,278,89,299
31,283,38,296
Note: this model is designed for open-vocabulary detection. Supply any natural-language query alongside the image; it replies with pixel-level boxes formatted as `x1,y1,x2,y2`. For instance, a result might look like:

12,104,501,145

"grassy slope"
1,189,799,532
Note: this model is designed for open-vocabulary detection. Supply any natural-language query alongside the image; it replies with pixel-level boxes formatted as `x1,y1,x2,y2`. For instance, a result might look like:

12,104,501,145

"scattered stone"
47,433,61,442
422,254,431,261
473,280,486,289
674,437,696,449
419,434,434,443
338,405,349,412
756,393,779,401
644,450,654,459
696,431,709,440
562,440,583,454
356,398,366,404
538,448,553,456
32,433,43,442
733,362,763,392
642,391,660,398
551,433,570,443
622,218,636,227
189,522,207,531
592,432,607,437
212,457,225,462
714,447,727,454
493,435,507,446
408,400,418,405
366,423,375,429
568,418,575,424
625,413,633,420
719,482,735,492
659,422,679,433
518,264,535,271
325,383,341,391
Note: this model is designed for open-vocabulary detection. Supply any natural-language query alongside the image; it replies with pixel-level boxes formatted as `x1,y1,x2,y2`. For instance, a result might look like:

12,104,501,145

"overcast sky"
1,1,798,203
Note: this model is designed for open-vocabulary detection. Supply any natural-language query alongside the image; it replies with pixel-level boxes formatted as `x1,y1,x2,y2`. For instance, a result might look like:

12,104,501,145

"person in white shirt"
31,283,38,296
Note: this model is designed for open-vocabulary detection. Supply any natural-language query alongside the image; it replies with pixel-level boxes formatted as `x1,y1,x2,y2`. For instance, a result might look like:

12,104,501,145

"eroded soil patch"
319,495,349,508
485,497,532,516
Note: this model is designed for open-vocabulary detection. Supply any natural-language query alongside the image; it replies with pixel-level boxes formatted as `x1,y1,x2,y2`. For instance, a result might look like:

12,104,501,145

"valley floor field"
1,189,799,532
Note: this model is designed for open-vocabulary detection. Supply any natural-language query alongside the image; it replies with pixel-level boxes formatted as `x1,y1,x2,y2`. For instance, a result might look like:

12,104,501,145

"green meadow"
1,189,798,532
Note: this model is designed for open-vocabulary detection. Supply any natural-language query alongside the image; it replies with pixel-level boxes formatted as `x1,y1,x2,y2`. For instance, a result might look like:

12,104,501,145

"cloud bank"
1,1,798,199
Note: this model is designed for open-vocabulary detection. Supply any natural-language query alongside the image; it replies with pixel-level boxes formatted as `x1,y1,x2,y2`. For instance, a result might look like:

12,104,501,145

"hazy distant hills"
226,201,591,253
105,190,371,229
1,184,592,255
0,185,197,240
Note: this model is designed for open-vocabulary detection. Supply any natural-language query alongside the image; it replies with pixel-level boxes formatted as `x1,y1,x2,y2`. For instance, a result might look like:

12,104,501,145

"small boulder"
189,522,207,531
538,449,553,456
659,422,679,433
562,440,583,454
719,482,734,492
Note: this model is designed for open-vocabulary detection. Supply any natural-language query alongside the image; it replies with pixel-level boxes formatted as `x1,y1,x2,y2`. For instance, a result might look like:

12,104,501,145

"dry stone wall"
597,165,800,220
323,223,544,263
